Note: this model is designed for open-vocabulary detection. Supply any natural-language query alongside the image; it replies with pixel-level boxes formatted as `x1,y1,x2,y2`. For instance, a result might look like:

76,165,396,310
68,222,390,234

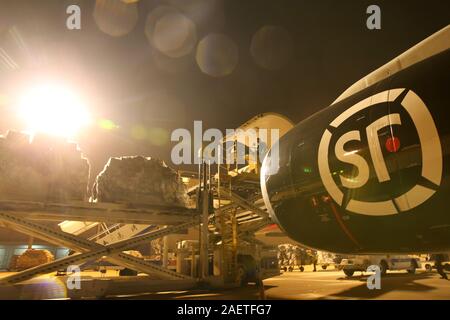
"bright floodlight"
19,84,91,138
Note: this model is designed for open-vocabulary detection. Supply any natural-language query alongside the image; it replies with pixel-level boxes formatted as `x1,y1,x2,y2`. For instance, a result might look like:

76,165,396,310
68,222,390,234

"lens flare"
196,33,239,77
18,84,91,138
93,0,138,37
250,25,293,70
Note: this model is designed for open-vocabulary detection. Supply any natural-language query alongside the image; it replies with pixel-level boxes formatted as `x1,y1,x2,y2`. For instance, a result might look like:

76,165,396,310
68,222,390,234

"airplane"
260,25,450,254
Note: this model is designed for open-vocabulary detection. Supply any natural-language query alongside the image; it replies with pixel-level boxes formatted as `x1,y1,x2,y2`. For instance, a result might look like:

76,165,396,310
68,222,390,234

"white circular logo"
318,88,442,216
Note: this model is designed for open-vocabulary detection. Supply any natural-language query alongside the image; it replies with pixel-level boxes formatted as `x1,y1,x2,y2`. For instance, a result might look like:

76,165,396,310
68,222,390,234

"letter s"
335,130,369,189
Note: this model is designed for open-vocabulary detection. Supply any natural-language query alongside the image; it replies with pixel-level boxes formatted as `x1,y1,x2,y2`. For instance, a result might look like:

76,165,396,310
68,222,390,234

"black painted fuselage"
261,49,450,254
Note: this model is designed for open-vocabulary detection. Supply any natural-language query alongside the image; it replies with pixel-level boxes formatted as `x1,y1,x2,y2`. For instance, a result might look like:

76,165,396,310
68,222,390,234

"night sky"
0,0,448,178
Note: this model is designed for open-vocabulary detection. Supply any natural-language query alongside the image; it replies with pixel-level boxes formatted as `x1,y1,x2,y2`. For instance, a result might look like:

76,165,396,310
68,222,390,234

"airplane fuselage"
261,49,450,254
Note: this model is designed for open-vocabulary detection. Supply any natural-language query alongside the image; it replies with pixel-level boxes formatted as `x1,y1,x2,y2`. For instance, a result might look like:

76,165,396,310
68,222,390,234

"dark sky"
0,0,448,177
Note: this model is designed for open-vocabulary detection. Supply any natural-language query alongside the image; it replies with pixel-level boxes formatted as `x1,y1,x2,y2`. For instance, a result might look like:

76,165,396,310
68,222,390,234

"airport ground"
110,266,450,300
0,265,448,300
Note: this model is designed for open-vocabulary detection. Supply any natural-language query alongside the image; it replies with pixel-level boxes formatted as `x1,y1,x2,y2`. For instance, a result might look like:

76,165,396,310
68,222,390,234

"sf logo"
318,88,442,216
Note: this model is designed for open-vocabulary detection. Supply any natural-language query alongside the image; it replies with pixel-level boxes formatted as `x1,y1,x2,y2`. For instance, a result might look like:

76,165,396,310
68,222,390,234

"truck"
422,253,450,272
338,255,420,277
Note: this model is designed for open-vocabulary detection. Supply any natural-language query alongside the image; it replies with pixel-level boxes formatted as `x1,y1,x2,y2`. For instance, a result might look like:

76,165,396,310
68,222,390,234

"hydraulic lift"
0,113,292,295
0,171,272,292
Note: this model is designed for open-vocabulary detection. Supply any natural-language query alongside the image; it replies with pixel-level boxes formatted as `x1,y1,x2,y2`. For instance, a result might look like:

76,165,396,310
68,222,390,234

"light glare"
19,84,91,138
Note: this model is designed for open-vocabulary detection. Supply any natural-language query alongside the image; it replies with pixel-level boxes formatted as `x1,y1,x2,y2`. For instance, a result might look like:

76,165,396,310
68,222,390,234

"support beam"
0,213,199,285
222,190,270,220
0,212,104,252
239,218,272,236
200,166,209,279
162,235,169,268
109,253,191,280
0,200,196,225
0,250,109,285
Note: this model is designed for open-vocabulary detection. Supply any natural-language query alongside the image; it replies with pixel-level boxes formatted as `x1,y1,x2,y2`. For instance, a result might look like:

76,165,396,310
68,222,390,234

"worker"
306,249,318,272
312,251,318,272
435,254,448,280
255,263,266,300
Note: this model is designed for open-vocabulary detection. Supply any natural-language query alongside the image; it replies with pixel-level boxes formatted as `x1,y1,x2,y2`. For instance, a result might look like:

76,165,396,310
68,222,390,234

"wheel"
425,264,432,272
299,266,304,272
379,261,388,276
283,267,287,272
119,268,138,276
322,265,327,270
343,269,354,277
408,259,417,274
288,266,293,272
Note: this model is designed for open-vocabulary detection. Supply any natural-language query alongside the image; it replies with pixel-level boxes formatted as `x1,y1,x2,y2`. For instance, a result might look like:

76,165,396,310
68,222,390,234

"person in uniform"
435,254,448,280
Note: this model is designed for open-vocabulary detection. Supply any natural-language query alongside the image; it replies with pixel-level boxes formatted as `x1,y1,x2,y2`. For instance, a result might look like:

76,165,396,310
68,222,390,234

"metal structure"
0,209,199,285
0,113,291,292
0,167,272,291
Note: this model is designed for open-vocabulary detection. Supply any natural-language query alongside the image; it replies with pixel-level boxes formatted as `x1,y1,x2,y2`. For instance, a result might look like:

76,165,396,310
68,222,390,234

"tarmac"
103,265,450,300
0,266,449,300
